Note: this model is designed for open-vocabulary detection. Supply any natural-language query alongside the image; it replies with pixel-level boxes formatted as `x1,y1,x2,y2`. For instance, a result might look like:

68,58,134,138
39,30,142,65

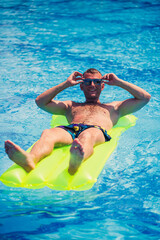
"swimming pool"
0,0,160,239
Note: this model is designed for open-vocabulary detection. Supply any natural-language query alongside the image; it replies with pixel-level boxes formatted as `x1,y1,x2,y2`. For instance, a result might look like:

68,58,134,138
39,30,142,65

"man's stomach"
69,116,116,131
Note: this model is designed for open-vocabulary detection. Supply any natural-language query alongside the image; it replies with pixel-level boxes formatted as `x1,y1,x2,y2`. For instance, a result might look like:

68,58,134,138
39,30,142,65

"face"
80,72,105,103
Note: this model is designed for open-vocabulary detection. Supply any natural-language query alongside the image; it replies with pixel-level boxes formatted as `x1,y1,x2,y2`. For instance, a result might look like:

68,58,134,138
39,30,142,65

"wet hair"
83,68,102,76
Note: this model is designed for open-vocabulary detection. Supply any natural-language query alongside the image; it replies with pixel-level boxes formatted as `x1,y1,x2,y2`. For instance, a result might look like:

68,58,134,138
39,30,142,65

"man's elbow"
35,97,40,106
145,93,151,103
35,97,44,108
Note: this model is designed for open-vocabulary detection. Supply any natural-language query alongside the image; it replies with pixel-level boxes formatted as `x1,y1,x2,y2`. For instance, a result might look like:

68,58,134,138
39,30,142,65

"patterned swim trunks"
57,123,111,142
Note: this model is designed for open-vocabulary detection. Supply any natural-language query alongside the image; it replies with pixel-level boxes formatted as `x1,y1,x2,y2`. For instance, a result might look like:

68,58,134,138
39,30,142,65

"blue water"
0,0,160,239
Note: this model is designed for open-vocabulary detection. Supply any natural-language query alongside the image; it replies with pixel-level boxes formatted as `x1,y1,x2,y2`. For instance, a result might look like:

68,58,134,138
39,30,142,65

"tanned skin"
5,70,151,175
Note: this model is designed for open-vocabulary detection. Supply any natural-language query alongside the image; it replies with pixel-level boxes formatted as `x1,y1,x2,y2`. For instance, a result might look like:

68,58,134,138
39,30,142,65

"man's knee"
78,131,92,143
78,128,104,145
41,129,54,139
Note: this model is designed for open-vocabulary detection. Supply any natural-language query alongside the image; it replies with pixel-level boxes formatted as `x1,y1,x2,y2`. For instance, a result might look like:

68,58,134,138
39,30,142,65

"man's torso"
66,101,119,130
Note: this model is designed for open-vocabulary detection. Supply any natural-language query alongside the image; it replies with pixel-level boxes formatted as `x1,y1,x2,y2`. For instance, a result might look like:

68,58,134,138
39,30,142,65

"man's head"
83,68,102,78
80,68,105,103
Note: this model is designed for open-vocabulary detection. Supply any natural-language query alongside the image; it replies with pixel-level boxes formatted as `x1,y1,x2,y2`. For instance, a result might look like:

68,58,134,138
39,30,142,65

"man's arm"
102,73,151,117
35,71,83,115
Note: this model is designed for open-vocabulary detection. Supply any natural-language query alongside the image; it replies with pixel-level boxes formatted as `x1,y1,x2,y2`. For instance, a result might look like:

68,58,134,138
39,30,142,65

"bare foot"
4,140,35,172
68,138,84,175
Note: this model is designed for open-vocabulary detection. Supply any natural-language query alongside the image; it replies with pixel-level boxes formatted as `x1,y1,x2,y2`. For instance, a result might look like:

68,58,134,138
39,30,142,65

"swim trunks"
57,123,111,142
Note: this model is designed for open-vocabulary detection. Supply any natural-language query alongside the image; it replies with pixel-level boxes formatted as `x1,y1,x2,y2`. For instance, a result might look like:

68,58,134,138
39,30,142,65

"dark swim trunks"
57,123,111,142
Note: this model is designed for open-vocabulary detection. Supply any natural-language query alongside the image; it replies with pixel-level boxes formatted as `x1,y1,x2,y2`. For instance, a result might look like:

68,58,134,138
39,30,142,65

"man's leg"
5,127,73,172
68,127,105,175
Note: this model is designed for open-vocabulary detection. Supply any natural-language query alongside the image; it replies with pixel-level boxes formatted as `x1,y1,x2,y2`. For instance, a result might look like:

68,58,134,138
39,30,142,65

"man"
5,68,151,175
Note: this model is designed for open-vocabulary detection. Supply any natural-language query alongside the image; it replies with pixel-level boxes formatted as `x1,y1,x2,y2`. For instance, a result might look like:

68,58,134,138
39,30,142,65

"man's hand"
66,71,84,87
102,73,120,86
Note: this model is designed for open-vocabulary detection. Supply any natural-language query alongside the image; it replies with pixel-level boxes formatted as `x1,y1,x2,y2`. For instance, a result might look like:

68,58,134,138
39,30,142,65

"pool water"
0,0,160,239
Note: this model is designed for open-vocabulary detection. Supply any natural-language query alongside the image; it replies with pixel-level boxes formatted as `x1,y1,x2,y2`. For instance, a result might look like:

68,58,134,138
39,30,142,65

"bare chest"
71,104,107,117
66,103,118,129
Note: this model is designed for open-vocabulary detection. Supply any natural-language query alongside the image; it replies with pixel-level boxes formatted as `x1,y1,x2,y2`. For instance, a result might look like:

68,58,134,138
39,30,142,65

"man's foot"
4,140,35,172
68,138,84,175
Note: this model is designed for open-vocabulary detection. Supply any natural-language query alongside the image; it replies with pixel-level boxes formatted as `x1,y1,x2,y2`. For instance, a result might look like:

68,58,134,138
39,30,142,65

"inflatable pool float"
0,114,137,191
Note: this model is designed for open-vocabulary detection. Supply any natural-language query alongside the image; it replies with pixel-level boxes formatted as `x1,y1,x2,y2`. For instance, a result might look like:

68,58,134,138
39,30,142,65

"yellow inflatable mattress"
0,114,137,191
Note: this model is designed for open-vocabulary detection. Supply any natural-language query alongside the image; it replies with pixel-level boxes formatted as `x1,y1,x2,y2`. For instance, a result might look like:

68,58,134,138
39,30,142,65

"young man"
5,69,151,175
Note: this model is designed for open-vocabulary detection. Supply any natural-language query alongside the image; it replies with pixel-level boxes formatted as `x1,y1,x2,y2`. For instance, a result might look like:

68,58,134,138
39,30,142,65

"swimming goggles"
83,79,102,86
